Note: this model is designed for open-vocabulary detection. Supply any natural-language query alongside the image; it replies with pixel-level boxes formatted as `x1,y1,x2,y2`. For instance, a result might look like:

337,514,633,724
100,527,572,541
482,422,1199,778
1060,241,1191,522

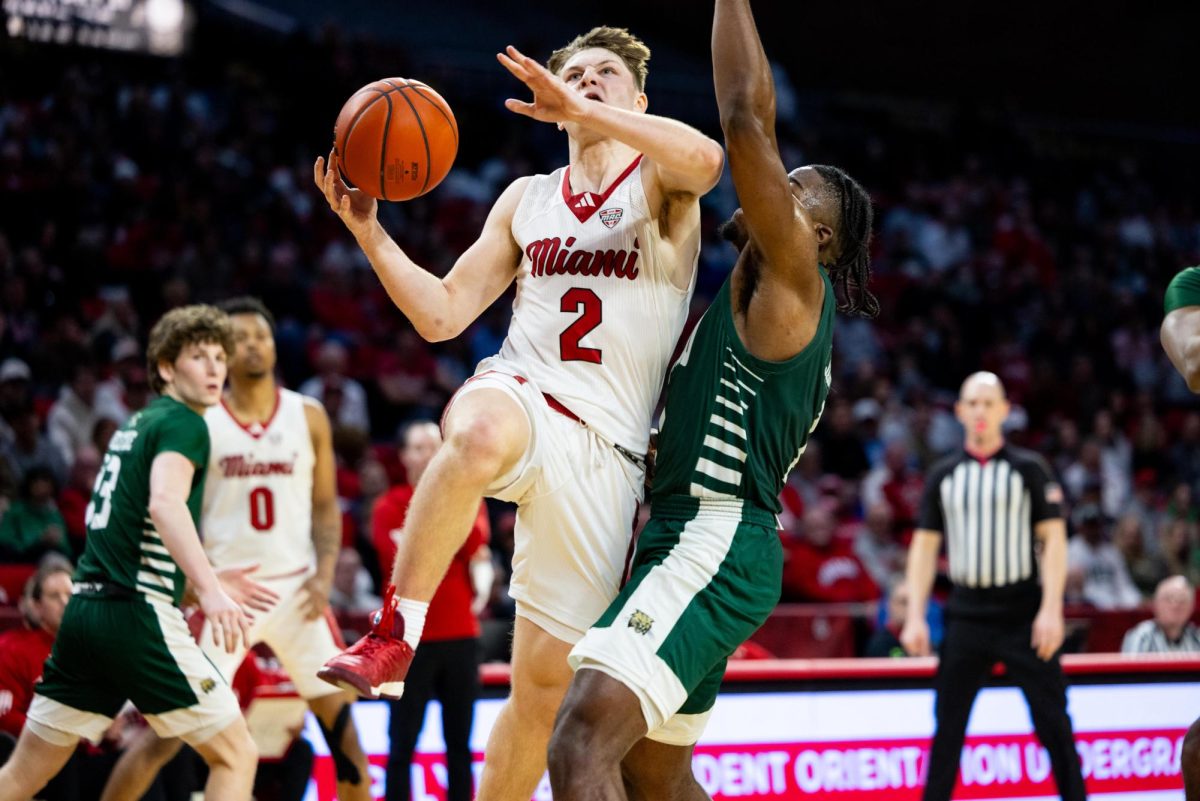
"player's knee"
547,709,599,786
200,720,258,774
443,411,520,478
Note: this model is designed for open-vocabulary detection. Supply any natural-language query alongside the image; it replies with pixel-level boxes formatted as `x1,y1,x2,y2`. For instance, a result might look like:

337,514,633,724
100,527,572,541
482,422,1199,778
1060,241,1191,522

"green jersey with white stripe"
77,396,210,606
653,270,834,514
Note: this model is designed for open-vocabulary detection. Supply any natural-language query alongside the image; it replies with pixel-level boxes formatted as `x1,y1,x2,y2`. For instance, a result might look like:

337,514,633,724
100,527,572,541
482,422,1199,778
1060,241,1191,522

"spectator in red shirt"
781,506,880,603
0,559,72,739
372,421,493,801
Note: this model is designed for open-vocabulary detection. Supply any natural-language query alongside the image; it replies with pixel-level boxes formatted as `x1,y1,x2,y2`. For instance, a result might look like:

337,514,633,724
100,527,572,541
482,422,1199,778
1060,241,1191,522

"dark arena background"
2,1,1200,799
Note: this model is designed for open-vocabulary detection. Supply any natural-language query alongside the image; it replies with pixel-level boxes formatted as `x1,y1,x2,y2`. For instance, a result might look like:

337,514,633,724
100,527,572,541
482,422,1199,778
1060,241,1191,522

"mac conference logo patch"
599,207,623,228
628,609,654,635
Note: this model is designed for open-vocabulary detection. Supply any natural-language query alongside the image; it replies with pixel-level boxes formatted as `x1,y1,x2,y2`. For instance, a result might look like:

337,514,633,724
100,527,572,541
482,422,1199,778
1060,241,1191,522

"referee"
901,371,1086,801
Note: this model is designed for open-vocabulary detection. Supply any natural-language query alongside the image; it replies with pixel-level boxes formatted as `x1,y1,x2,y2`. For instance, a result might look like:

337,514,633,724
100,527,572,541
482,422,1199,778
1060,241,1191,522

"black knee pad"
318,703,362,785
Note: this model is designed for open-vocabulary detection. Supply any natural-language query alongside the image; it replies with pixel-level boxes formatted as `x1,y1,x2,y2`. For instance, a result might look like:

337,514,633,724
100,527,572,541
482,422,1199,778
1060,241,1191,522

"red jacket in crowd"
372,485,488,641
0,625,54,737
780,537,880,603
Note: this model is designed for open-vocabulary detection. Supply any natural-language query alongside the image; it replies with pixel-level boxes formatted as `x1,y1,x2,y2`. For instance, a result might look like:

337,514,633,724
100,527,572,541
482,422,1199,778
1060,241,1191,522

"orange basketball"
333,78,458,202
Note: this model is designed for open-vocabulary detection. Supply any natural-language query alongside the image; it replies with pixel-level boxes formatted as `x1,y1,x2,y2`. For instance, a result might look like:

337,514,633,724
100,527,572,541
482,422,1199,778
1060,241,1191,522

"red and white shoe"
317,585,413,700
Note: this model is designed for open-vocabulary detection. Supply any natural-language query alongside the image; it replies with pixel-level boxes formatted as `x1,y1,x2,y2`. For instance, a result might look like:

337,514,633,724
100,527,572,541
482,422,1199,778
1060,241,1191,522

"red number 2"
560,288,603,364
249,486,275,531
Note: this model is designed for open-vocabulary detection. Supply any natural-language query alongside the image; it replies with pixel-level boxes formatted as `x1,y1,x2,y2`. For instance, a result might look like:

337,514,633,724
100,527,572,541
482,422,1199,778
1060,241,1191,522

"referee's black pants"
386,637,480,801
923,616,1087,801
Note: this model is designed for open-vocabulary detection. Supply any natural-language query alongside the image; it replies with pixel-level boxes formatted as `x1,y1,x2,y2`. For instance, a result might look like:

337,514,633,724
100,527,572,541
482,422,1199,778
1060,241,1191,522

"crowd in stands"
2,21,1200,661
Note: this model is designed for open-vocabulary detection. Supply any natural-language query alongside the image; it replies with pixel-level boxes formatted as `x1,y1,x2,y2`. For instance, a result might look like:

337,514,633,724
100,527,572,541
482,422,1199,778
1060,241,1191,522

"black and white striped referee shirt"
917,445,1064,619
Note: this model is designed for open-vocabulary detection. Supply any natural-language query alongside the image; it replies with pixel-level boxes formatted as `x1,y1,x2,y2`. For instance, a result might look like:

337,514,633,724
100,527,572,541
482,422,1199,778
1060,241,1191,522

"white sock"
396,598,428,650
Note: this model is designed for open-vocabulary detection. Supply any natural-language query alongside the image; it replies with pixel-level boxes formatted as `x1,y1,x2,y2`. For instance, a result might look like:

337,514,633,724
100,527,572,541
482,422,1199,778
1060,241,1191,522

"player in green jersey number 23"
0,306,264,801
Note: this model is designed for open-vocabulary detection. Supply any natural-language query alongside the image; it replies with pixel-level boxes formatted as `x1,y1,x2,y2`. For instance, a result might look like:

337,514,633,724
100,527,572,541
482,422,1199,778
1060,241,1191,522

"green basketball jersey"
76,395,210,606
652,270,835,514
1165,266,1200,314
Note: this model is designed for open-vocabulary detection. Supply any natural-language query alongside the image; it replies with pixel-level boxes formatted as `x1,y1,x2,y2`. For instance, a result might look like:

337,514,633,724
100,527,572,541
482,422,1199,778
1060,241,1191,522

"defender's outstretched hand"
314,149,378,239
497,45,588,125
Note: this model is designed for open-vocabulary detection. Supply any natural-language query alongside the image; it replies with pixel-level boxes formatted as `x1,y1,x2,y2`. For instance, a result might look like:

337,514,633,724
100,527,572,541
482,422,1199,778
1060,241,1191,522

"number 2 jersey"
497,155,696,454
77,396,210,606
201,388,315,576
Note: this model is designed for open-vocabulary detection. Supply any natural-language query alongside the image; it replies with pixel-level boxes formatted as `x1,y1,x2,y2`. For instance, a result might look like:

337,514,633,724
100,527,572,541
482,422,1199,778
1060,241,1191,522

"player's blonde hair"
146,304,235,393
548,26,651,91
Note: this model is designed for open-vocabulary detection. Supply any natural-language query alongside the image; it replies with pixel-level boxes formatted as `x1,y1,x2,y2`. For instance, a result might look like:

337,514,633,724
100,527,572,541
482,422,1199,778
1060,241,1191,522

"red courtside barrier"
300,654,1200,800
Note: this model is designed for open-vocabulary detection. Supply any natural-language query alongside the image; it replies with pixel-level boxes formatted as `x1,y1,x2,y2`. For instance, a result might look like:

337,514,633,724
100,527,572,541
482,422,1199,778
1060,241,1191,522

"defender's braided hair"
812,164,879,319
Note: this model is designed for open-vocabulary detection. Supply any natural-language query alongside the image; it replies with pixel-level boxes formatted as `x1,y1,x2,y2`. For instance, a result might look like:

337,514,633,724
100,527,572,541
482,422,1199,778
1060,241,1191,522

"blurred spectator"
0,467,69,563
781,506,879,603
1124,468,1164,554
1066,504,1142,610
0,404,68,489
861,440,924,538
299,340,370,435
1120,576,1200,654
815,399,870,481
1154,518,1199,584
864,580,910,658
1063,438,1125,516
0,558,73,738
1112,515,1165,599
0,358,33,445
93,337,151,424
57,445,101,558
46,362,122,465
327,547,382,616
852,501,905,590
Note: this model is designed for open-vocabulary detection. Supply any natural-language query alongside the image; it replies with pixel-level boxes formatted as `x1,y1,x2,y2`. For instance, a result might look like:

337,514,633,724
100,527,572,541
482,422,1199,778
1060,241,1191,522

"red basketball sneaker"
317,585,412,700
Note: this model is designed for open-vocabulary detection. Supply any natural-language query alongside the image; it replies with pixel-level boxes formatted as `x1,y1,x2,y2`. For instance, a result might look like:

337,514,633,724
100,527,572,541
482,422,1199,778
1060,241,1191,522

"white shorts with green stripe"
568,496,781,745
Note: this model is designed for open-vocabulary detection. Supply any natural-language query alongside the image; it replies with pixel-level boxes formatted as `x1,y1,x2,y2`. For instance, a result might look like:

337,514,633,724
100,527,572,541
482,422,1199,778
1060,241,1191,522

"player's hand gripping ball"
333,78,458,201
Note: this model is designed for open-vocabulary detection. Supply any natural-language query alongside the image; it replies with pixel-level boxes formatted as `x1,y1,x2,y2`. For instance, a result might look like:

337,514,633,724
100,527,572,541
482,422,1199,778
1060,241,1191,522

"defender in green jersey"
547,2,879,798
1160,265,1200,801
0,306,260,801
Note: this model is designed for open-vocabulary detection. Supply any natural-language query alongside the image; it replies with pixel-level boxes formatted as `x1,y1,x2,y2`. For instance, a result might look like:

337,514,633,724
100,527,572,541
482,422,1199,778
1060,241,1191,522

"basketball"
333,78,458,202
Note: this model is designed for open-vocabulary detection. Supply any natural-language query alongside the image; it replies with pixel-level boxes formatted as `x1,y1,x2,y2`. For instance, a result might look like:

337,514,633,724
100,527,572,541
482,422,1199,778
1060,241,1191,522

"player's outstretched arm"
713,0,822,302
498,46,723,198
1162,307,1200,392
148,452,250,654
315,152,528,342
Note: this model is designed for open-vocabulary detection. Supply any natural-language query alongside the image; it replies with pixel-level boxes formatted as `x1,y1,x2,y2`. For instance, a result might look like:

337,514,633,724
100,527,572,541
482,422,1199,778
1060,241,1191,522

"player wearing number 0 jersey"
547,3,879,798
203,389,316,577
98,298,372,801
316,25,724,801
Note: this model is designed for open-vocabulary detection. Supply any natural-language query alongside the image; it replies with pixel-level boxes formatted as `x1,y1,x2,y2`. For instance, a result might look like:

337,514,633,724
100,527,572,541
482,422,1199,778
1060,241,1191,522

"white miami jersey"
202,388,316,575
499,155,696,453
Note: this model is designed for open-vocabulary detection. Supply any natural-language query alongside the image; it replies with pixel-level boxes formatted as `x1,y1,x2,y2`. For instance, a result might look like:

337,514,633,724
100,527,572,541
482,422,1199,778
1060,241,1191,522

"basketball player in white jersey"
315,26,723,801
99,297,372,801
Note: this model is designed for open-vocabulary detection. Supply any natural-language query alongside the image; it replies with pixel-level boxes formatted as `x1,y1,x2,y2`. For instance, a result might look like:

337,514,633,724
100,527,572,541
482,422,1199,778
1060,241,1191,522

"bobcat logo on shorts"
627,610,654,635
599,208,623,229
199,678,217,695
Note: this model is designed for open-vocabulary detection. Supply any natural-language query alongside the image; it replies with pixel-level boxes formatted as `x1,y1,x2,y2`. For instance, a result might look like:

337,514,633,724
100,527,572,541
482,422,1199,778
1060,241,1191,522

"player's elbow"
696,141,726,188
146,494,176,526
411,315,459,344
